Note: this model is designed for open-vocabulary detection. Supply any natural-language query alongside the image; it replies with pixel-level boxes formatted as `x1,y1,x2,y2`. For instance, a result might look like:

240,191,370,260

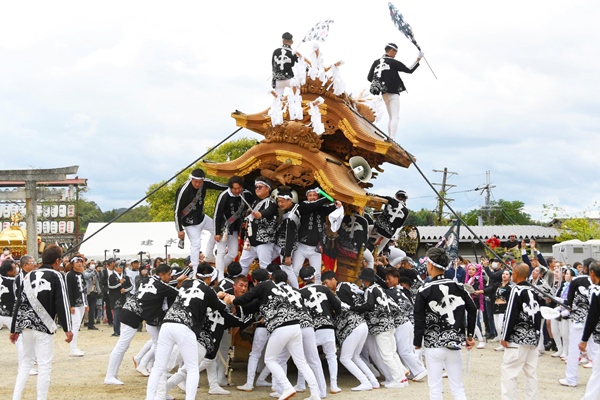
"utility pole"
476,170,496,224
432,167,458,225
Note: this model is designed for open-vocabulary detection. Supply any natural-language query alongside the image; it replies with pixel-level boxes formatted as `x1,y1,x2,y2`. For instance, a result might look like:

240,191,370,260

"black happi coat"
414,275,477,348
299,282,342,330
298,198,337,247
108,272,132,309
567,275,592,324
502,282,542,346
582,285,600,344
350,283,396,336
367,55,419,94
162,279,227,339
0,275,16,317
335,282,367,344
121,275,179,328
275,204,300,258
247,196,278,247
11,266,72,334
373,196,409,239
66,270,88,308
233,280,304,333
213,189,253,235
174,178,227,231
272,44,298,82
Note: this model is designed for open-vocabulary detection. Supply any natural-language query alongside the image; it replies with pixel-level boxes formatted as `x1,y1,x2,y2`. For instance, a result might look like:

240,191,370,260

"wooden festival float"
202,69,415,283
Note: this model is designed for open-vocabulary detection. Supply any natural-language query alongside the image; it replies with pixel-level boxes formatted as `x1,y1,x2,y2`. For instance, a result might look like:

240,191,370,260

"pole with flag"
387,2,437,79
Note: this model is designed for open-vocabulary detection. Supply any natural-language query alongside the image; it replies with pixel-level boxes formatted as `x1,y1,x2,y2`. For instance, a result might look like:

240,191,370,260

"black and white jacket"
213,189,252,235
108,271,133,309
162,279,228,339
373,196,409,239
233,280,304,333
275,204,300,257
350,282,396,336
299,282,342,330
272,44,298,82
174,178,227,232
247,196,278,247
298,198,337,246
386,285,414,326
367,56,419,94
413,275,477,349
199,292,246,360
339,213,369,254
567,275,592,324
335,282,367,344
582,285,600,344
502,282,542,346
121,275,179,328
11,266,72,334
66,270,88,308
0,275,16,317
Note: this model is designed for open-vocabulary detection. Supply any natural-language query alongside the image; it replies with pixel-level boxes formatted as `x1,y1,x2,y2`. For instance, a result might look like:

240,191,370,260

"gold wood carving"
263,121,323,153
337,118,359,145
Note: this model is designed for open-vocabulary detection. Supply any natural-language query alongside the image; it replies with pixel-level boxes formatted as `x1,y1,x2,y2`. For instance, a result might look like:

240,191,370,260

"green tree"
406,208,437,226
76,198,104,234
102,206,152,223
146,138,258,222
543,203,600,241
461,199,534,226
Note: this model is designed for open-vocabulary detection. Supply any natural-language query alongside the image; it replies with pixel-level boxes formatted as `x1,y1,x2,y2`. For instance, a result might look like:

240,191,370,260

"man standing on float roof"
272,32,301,96
367,43,423,140
175,168,227,276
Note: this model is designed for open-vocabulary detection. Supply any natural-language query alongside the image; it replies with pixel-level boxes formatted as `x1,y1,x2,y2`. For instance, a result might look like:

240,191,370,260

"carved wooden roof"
201,75,415,207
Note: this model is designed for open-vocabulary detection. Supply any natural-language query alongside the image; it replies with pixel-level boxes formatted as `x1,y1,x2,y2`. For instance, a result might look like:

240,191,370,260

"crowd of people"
2,168,600,400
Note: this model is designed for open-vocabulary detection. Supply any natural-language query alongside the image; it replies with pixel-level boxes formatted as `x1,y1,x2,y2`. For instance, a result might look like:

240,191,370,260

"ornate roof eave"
201,141,386,209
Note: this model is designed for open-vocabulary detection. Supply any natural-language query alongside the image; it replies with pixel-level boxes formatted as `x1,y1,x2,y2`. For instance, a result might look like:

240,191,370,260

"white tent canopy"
79,222,209,262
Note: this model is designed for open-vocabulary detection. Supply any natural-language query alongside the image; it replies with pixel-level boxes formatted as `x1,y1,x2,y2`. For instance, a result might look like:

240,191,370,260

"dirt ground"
0,323,592,399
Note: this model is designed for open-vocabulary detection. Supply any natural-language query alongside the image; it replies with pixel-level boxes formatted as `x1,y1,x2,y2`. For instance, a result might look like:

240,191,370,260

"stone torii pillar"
0,166,78,257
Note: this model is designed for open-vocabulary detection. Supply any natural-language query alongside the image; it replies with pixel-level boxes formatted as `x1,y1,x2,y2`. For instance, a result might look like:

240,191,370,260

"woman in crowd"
555,267,576,360
467,262,487,349
484,269,513,351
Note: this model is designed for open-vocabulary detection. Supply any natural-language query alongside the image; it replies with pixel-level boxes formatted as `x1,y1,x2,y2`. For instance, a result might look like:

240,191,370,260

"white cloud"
0,0,598,223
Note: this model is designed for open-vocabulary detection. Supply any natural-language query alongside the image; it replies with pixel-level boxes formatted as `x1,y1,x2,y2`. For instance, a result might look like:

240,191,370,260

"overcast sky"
1,0,598,222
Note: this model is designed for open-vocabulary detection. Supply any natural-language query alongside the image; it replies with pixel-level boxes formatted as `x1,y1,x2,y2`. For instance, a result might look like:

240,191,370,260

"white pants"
551,316,562,355
494,313,505,340
583,341,600,400
12,329,55,400
382,92,400,139
424,347,467,400
146,323,199,400
395,322,426,376
0,316,24,364
565,321,598,385
364,334,393,382
294,327,327,397
291,243,323,284
215,231,239,281
184,215,214,274
375,329,407,381
363,249,374,269
275,79,291,96
388,247,407,268
139,324,160,370
315,328,338,385
559,318,570,357
264,325,319,397
339,323,377,386
239,243,275,276
70,306,85,351
106,323,138,380
373,237,390,257
245,326,270,386
501,345,538,400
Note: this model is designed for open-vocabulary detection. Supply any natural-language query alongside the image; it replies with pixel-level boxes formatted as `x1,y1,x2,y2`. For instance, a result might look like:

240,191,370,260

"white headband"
277,194,293,200
306,187,320,194
197,268,216,279
190,174,204,180
425,256,452,271
301,273,315,281
255,180,271,189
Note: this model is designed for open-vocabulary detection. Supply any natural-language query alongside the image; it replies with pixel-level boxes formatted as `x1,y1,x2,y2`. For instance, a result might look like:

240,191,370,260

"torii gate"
0,166,78,256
